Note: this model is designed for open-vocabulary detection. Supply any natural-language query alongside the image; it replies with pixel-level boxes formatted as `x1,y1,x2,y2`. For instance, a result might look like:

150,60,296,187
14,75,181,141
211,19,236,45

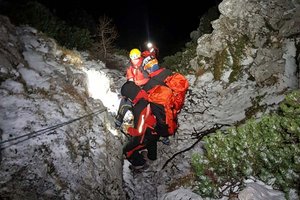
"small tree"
93,15,118,60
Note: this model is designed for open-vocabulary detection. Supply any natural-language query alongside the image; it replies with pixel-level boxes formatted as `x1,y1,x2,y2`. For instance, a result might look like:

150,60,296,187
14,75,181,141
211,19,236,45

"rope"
0,108,107,150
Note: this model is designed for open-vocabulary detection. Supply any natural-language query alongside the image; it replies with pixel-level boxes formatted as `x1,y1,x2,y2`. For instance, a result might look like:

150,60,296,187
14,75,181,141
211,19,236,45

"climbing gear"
147,71,189,135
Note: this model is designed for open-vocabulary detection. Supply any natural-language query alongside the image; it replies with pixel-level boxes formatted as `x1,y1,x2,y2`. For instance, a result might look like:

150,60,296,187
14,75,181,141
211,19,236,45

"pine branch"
161,124,227,170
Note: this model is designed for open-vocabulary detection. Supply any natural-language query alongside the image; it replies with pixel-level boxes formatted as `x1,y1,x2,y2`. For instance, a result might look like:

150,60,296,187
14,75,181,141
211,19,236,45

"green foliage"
161,42,197,74
190,6,220,42
211,35,249,82
114,48,129,57
162,52,184,73
192,90,300,198
243,95,267,124
227,35,250,82
10,1,93,50
60,26,92,50
213,48,229,81
160,7,219,75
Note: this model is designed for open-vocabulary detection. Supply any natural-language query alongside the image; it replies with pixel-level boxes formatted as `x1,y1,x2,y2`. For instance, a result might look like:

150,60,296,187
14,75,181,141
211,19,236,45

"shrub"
10,1,92,50
191,90,300,198
161,42,197,74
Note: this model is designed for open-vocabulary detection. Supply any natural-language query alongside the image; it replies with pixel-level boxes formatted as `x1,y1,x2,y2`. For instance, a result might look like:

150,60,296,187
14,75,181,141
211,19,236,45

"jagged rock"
0,15,126,199
1,0,300,199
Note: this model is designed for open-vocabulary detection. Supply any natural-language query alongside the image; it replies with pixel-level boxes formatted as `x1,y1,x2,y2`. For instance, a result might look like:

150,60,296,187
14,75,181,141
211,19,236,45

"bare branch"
161,124,227,170
95,15,119,59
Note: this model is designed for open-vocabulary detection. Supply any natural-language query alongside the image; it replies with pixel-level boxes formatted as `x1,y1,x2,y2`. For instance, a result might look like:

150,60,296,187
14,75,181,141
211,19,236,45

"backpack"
147,72,189,135
164,72,189,112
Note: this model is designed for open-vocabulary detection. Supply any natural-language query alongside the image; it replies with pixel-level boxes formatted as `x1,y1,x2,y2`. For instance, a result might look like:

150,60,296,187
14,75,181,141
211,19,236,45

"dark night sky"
5,0,221,57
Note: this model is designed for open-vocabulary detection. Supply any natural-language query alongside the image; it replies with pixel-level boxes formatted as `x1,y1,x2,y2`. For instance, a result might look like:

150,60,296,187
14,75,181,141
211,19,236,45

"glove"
114,119,122,129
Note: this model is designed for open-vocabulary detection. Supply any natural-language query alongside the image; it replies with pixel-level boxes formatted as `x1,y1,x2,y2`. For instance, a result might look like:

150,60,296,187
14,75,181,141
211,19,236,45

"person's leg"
153,122,171,145
144,132,159,161
115,98,132,128
146,140,157,161
128,151,146,167
123,136,146,167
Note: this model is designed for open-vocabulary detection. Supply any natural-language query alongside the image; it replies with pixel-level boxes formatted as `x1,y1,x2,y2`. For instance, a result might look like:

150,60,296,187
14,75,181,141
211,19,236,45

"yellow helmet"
129,48,141,60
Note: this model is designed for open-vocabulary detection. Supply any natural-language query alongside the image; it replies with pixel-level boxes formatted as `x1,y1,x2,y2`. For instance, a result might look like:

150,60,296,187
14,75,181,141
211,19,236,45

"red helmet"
145,42,159,58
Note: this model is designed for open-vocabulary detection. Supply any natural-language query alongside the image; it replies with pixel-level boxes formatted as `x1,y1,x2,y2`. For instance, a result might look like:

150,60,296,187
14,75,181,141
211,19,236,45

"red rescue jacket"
126,57,149,86
127,90,156,142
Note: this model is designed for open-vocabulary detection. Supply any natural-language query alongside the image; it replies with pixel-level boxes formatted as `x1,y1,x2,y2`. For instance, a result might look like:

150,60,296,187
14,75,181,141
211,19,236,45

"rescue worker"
126,48,149,86
127,43,159,86
115,46,156,129
114,48,150,128
142,60,174,145
115,47,173,145
120,81,159,170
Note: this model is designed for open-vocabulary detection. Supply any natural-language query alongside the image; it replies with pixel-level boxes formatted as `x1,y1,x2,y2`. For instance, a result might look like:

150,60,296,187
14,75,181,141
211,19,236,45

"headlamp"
147,42,153,49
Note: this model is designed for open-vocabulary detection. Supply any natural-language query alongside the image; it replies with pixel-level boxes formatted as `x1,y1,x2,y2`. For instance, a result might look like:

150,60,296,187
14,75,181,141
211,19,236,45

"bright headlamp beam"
147,42,153,49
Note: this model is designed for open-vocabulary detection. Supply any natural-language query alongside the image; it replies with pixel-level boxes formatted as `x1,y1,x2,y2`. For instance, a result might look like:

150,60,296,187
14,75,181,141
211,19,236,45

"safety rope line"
0,108,107,150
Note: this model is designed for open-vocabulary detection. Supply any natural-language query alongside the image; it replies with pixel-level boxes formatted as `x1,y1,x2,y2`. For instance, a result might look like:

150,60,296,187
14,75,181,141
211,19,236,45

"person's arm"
114,98,132,128
126,67,134,81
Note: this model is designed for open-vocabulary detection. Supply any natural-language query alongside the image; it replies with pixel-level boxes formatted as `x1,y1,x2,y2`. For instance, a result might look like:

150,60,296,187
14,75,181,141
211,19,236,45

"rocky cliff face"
161,0,299,198
0,0,299,199
185,0,299,133
0,15,125,199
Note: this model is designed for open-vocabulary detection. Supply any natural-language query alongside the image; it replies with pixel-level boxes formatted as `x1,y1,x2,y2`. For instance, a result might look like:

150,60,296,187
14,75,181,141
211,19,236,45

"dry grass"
167,171,197,192
60,48,83,67
195,67,206,77
213,48,228,81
